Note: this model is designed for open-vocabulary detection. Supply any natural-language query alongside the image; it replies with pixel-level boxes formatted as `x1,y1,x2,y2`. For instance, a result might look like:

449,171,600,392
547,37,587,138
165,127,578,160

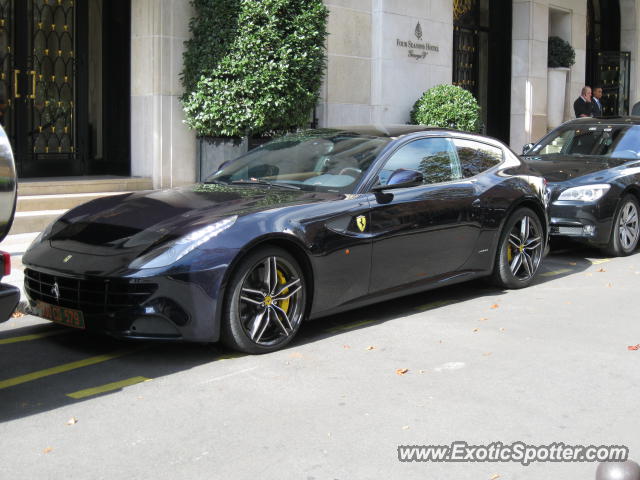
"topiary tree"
548,36,575,68
410,84,481,133
181,0,328,138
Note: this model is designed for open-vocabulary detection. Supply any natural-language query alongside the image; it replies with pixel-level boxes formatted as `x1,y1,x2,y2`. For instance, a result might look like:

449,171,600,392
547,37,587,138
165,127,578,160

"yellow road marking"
591,258,611,265
0,347,142,390
0,329,68,345
67,376,151,399
326,319,378,333
541,268,572,277
416,300,455,312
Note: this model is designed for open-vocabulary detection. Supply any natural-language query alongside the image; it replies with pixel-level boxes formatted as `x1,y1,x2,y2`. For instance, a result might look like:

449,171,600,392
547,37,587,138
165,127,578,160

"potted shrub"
181,0,328,180
547,36,575,129
410,84,481,132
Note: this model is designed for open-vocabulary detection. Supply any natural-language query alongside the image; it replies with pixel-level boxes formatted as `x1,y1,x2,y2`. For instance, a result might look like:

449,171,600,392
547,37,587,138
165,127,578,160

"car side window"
453,139,503,178
377,138,461,186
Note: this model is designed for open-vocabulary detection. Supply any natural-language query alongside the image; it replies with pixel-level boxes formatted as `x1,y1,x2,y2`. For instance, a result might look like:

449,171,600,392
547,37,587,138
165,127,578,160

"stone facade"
129,0,640,187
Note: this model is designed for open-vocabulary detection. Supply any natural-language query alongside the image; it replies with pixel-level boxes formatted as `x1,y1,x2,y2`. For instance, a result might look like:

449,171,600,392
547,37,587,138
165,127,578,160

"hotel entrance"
0,0,130,178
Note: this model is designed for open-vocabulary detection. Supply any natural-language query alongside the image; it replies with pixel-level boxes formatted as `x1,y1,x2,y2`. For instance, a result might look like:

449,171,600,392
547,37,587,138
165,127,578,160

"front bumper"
549,201,612,245
0,282,20,323
23,267,227,342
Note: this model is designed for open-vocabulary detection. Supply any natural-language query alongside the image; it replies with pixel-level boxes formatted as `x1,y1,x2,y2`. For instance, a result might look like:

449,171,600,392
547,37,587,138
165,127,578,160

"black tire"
492,208,544,289
221,247,307,354
603,195,640,257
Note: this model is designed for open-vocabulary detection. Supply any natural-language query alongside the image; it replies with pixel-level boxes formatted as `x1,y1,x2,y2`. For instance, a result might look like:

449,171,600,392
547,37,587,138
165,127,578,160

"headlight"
557,184,611,202
130,216,237,269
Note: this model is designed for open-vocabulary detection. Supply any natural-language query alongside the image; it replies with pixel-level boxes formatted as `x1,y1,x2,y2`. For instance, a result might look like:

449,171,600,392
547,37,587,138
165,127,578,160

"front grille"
24,268,158,314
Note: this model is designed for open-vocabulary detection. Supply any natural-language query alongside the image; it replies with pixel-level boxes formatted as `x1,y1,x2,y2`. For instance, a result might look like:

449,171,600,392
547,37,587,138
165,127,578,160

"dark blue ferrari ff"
23,126,548,353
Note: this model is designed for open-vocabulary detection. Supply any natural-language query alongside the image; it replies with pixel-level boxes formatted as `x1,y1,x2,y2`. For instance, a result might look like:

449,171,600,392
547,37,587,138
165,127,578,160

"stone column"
620,0,640,108
510,0,586,151
131,0,196,189
511,1,549,151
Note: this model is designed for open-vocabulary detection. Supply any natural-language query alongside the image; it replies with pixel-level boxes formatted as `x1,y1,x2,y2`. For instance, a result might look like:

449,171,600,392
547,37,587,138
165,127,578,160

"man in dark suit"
592,86,603,116
574,86,593,118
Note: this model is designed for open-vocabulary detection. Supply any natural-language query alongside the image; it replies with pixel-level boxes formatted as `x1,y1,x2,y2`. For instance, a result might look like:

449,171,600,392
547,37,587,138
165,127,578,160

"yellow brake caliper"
276,270,290,313
507,244,513,263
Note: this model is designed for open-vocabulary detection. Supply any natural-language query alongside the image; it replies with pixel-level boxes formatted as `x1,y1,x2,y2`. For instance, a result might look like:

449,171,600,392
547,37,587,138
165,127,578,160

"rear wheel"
222,247,306,354
604,195,640,257
492,208,544,289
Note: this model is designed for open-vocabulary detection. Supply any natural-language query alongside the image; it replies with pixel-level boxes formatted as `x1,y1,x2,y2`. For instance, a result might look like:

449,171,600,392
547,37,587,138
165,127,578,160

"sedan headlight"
130,216,237,269
557,184,611,202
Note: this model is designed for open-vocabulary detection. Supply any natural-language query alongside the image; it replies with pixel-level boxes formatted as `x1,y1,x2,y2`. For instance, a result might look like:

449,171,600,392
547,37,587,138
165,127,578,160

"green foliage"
548,36,575,68
410,84,481,133
181,0,328,138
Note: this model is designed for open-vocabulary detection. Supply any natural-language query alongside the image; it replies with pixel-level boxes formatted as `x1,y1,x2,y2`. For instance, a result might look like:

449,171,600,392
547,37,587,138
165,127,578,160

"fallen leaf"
569,262,577,266
607,282,613,288
480,317,489,321
490,475,501,480
483,352,493,356
566,301,572,305
289,352,303,359
598,268,606,272
490,304,499,309
365,346,375,351
11,310,25,318
473,328,479,333
499,328,506,332
628,344,640,351
43,447,53,454
343,345,351,349
66,417,78,425
396,368,409,375
419,369,425,374
402,425,410,430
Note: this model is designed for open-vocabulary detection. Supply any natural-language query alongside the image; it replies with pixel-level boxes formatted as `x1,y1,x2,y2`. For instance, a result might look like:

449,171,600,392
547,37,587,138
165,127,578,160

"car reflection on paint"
522,117,640,256
23,125,548,354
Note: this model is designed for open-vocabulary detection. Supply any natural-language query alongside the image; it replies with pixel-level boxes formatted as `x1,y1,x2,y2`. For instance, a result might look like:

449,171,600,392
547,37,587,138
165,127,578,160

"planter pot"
197,136,248,182
547,67,570,130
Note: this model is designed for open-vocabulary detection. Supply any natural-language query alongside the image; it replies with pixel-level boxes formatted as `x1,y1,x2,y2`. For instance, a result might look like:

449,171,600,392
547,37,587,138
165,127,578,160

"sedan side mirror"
372,168,424,192
522,143,534,155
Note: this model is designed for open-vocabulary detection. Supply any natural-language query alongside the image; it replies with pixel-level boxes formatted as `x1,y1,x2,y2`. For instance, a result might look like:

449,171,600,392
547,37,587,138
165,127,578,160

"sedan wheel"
223,247,306,354
492,208,544,289
605,195,640,257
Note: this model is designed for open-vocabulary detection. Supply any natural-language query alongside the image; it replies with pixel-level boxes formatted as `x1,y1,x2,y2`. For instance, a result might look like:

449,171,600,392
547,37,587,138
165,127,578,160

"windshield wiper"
229,179,300,190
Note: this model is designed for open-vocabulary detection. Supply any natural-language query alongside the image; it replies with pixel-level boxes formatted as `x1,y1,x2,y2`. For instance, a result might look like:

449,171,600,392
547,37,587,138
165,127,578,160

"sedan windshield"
206,130,390,193
527,125,640,160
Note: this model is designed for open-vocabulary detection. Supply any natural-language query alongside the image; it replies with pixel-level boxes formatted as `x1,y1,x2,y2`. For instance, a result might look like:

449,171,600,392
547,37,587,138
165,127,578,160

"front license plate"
34,301,85,329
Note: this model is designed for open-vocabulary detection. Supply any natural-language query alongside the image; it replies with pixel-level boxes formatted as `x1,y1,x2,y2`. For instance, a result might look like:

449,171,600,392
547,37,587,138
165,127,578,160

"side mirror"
372,169,424,192
522,143,534,155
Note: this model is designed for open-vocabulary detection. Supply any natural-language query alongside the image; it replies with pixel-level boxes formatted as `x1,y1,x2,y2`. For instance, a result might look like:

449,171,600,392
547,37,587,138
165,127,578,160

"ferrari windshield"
206,130,390,193
527,125,640,160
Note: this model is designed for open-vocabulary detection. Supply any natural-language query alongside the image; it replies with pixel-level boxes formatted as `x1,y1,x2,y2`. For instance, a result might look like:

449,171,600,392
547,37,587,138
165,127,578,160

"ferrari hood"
522,155,625,182
41,184,337,256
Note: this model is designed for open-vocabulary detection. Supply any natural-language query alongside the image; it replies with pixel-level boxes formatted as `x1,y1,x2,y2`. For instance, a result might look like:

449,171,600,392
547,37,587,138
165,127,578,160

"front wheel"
603,195,640,257
492,208,544,289
222,247,307,354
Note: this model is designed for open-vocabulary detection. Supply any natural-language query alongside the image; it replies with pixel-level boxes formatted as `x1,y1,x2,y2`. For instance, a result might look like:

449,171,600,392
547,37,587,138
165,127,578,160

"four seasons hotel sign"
396,22,440,60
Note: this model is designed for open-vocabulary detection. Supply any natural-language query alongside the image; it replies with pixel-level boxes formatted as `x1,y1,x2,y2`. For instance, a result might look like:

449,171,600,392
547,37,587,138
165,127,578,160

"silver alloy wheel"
617,201,639,250
507,215,543,281
237,255,304,347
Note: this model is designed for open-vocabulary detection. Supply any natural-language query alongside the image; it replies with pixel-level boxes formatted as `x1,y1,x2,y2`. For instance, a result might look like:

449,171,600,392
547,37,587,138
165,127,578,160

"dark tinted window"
378,138,461,186
453,139,503,178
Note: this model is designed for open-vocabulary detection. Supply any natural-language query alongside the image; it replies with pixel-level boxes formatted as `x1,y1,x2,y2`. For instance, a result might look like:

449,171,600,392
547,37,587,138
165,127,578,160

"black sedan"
23,126,547,353
522,117,640,256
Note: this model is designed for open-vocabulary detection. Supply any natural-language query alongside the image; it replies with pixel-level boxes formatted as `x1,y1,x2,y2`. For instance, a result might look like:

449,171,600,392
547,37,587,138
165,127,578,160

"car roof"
563,116,640,127
328,124,450,137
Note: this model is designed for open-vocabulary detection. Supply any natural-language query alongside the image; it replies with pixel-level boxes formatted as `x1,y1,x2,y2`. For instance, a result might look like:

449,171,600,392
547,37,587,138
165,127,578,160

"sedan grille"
24,268,157,314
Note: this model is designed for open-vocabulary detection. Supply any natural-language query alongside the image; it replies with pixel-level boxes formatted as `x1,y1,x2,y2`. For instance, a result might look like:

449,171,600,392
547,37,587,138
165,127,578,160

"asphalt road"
1,242,639,480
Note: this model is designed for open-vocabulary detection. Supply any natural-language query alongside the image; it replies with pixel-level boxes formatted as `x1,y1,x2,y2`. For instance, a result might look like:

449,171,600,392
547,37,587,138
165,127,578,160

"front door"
368,137,480,294
0,0,80,177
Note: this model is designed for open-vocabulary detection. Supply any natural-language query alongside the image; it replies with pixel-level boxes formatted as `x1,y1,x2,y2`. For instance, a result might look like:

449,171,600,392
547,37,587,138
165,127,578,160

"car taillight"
1,251,10,276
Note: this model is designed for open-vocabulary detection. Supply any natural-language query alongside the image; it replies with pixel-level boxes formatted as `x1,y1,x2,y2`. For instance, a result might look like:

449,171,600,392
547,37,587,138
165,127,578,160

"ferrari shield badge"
356,215,367,232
